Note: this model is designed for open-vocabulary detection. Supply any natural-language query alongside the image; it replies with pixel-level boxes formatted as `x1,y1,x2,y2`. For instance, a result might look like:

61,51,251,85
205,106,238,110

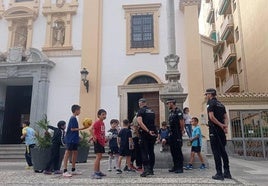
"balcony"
214,59,226,77
206,8,215,24
209,23,216,41
219,0,232,15
222,43,236,67
223,74,239,93
220,14,234,40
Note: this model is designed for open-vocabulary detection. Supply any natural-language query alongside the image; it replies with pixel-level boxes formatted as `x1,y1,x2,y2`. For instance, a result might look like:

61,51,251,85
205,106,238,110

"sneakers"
63,172,72,177
160,146,163,152
107,168,112,172
97,172,106,177
71,170,82,175
199,164,206,170
123,165,128,171
129,164,137,170
125,168,136,172
116,169,122,174
43,170,52,175
212,174,224,180
185,164,193,170
25,166,33,170
54,170,63,174
91,173,102,179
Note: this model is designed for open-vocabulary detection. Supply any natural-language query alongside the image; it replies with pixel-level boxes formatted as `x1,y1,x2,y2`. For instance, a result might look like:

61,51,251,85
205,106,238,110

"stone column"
160,0,187,122
166,0,176,55
30,67,50,130
26,19,33,49
63,14,71,47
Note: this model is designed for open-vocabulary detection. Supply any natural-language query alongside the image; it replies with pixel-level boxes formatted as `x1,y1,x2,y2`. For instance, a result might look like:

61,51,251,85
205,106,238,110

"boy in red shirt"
89,109,107,179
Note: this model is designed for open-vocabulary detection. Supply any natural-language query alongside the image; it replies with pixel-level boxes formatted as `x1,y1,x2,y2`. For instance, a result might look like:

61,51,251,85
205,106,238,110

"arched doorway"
118,72,164,129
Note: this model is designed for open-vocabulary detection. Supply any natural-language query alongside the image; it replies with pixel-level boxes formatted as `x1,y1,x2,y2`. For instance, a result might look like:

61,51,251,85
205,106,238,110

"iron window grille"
131,14,154,48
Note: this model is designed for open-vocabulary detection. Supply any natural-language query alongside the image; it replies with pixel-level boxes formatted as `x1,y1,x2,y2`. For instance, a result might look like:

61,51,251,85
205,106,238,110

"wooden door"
143,92,160,129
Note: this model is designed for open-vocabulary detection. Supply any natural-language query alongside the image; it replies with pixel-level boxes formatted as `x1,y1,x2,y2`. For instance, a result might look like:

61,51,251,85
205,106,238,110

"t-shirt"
136,106,156,132
65,116,79,144
191,126,202,147
207,97,226,135
93,120,106,147
168,107,183,138
159,128,169,139
22,126,36,145
108,128,119,148
118,128,132,150
183,113,191,125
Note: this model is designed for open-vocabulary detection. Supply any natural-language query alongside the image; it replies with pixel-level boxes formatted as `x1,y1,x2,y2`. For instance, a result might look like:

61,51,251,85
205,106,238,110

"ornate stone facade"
0,47,55,128
2,0,39,49
180,0,201,13
42,0,78,51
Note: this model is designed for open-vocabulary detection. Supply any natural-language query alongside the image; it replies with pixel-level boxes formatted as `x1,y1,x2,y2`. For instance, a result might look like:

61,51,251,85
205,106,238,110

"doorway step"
0,144,25,162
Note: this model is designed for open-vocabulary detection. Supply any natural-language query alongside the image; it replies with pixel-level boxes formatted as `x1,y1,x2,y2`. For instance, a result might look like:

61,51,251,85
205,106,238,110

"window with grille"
131,15,154,48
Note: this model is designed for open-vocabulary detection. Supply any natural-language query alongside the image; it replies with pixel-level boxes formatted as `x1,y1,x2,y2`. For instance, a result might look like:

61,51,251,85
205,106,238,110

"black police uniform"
137,105,156,176
168,107,184,173
207,97,231,178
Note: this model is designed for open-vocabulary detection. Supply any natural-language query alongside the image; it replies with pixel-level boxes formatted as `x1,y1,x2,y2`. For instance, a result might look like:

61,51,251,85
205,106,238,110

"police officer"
136,98,157,177
205,88,232,180
166,98,184,173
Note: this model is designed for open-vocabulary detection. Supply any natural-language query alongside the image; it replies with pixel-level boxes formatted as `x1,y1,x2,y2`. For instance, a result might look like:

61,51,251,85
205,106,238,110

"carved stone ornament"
165,54,179,70
7,47,23,63
6,66,18,78
56,0,66,8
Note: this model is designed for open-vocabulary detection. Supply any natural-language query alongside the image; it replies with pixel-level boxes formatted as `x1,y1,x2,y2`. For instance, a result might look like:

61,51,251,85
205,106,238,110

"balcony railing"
214,59,223,70
206,8,215,24
222,43,236,67
223,74,239,93
219,0,231,15
220,14,234,40
209,23,216,35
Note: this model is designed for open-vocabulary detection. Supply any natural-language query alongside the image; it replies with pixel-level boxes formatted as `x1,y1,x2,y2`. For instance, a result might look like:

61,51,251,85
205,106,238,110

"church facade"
0,0,213,144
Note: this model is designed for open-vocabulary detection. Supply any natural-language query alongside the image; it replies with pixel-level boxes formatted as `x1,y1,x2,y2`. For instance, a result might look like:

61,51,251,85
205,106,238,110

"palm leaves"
35,115,52,149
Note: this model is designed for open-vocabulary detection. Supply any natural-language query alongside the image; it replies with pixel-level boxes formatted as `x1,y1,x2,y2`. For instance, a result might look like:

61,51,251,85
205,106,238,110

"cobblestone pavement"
0,156,267,186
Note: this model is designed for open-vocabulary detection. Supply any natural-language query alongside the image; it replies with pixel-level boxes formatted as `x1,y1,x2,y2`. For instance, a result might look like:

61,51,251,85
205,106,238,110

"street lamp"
80,68,89,93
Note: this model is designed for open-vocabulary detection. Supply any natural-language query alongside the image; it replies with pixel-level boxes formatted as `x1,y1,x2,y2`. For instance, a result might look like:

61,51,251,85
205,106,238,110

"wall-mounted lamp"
80,68,89,93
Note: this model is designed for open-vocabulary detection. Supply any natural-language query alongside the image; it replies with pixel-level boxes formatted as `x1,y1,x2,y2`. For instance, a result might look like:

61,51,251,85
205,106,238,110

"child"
183,107,192,138
185,117,206,170
116,119,135,174
130,122,142,171
62,104,88,177
157,121,169,152
107,119,120,171
90,109,107,179
43,120,66,175
20,120,36,169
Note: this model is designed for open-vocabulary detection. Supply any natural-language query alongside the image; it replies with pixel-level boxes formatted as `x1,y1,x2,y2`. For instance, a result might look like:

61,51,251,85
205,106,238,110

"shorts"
108,146,119,155
119,147,131,157
191,146,201,153
94,142,105,154
66,143,78,151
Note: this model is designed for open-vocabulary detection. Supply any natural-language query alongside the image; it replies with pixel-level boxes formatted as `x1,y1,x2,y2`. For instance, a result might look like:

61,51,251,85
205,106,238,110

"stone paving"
0,156,266,186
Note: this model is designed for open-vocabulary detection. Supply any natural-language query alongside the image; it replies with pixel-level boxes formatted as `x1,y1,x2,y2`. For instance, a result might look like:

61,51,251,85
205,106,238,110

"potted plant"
69,131,91,163
31,115,65,172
